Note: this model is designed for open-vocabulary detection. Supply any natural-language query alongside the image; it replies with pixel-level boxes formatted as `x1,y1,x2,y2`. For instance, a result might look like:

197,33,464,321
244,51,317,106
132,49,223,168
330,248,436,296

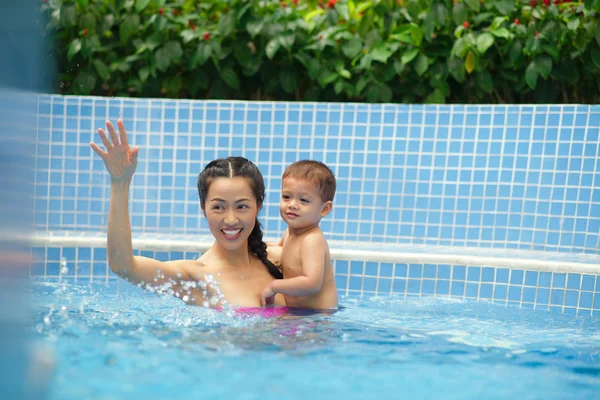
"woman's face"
202,177,259,251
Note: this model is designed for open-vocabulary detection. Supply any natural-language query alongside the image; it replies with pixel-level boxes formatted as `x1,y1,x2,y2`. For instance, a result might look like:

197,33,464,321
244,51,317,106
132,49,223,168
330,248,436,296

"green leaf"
448,57,466,82
73,71,96,94
76,0,89,9
356,76,369,94
307,58,321,79
181,30,196,43
525,61,538,89
234,44,253,65
61,4,77,27
210,41,223,60
491,28,510,39
401,48,420,64
265,38,280,59
475,70,493,93
414,54,429,76
93,60,109,81
567,19,580,31
371,44,392,63
407,0,421,20
542,45,559,62
218,12,236,37
476,33,495,55
79,12,96,33
493,0,515,15
337,67,351,79
410,24,424,47
366,84,392,103
195,43,212,66
280,69,297,94
424,89,445,104
163,76,182,94
101,14,115,32
592,44,600,69
434,3,449,26
451,37,469,58
464,0,480,13
535,56,553,79
164,41,183,61
342,38,362,58
279,31,295,51
465,51,476,73
318,70,338,87
336,3,350,21
304,9,325,22
379,85,393,103
67,39,82,61
120,14,140,43
354,2,373,17
134,0,150,12
139,66,150,82
235,2,253,22
154,48,170,72
334,80,344,95
596,24,600,46
246,18,264,37
452,3,469,26
509,40,522,64
221,68,240,90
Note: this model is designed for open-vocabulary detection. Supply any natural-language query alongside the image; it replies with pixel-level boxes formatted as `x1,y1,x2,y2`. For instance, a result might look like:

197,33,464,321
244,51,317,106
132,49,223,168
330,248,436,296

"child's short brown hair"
282,160,336,202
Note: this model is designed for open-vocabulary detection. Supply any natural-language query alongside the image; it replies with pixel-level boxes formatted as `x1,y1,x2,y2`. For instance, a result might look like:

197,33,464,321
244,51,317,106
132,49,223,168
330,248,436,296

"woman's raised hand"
90,119,139,183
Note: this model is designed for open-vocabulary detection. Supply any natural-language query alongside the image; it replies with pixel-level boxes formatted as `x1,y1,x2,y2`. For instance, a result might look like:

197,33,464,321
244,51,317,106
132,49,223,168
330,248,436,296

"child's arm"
260,233,325,305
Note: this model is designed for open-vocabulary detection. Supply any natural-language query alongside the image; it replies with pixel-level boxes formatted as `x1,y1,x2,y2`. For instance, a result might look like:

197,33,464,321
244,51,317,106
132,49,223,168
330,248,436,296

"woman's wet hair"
197,157,283,279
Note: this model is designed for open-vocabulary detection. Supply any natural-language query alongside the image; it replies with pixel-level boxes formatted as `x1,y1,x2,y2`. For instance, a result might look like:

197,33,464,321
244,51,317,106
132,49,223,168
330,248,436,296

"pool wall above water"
31,96,600,312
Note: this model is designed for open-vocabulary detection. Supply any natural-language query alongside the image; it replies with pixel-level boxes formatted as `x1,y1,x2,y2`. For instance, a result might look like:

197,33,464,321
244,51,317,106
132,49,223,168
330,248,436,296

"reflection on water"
29,281,600,399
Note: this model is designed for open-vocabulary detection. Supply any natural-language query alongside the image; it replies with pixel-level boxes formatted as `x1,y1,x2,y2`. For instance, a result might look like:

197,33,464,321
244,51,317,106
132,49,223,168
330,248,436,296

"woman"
90,119,285,308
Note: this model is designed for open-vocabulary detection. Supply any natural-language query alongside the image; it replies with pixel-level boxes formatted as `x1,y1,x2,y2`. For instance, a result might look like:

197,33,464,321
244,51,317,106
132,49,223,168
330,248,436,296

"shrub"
42,0,600,103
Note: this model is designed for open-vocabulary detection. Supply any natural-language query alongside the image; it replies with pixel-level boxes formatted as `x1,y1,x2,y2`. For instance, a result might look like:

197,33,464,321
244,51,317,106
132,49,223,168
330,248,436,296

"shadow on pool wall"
31,97,600,312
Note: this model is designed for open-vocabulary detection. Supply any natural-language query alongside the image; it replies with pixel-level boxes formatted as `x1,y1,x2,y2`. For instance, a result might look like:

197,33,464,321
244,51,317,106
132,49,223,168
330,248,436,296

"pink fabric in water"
234,306,290,318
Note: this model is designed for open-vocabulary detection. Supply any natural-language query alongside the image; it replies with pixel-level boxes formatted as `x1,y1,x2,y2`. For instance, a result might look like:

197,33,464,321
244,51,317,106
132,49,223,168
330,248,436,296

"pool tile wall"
35,96,600,253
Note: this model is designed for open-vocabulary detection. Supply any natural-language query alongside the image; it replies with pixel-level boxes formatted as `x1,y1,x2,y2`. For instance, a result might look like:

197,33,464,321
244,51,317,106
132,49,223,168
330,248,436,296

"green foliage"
42,0,600,103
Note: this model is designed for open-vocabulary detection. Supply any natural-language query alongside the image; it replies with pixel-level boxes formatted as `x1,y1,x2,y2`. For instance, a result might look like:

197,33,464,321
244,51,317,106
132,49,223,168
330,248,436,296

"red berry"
292,0,298,4
463,21,469,28
158,8,164,15
83,29,88,36
189,21,196,30
328,0,338,8
543,0,550,5
282,1,287,7
514,18,519,25
530,0,536,6
203,32,210,41
535,31,540,37
318,35,323,40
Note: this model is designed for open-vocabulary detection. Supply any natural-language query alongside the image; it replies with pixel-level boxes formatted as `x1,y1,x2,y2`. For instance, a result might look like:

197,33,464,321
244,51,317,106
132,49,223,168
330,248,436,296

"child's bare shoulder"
300,226,328,246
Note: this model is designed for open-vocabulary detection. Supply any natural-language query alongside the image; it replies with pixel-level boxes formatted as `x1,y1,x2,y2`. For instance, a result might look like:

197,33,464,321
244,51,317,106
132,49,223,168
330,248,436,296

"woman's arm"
92,119,196,295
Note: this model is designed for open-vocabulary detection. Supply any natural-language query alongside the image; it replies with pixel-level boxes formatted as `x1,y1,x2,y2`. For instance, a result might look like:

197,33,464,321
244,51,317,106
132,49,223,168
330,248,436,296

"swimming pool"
31,279,600,399
29,96,600,397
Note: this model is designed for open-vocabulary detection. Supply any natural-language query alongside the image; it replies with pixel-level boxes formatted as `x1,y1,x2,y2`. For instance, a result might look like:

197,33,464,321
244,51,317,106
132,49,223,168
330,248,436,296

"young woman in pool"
90,119,286,308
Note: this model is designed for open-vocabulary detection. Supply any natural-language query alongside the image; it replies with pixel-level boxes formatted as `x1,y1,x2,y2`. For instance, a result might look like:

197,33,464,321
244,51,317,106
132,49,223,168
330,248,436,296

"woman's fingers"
117,119,128,146
90,142,106,157
105,120,120,146
97,128,112,150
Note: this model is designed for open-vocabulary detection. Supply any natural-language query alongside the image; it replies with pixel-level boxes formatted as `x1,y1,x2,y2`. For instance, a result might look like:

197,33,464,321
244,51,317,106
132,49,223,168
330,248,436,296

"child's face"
280,177,331,230
203,177,259,251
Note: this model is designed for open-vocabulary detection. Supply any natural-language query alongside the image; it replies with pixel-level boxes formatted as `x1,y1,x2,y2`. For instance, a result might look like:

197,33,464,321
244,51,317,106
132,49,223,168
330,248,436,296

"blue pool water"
31,280,600,399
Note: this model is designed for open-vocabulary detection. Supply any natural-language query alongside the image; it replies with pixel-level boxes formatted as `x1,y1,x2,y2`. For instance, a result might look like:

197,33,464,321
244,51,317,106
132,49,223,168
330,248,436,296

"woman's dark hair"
197,157,283,279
